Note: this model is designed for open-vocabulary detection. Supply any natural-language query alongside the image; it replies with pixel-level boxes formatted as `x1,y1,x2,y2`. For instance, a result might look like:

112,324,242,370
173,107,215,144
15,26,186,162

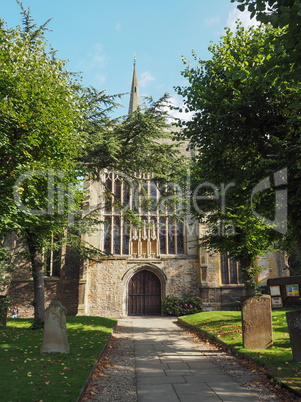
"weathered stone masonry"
78,256,200,318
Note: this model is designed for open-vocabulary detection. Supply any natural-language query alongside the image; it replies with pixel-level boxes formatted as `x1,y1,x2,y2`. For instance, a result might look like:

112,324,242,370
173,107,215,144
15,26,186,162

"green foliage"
176,22,301,294
0,7,87,236
161,294,203,316
232,1,301,45
0,316,116,401
0,5,89,325
1,5,187,325
82,90,188,183
0,19,86,220
232,1,301,90
180,309,301,393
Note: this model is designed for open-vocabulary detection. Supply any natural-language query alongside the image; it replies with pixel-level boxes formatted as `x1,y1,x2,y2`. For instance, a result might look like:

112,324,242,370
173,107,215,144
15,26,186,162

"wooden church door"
128,270,161,315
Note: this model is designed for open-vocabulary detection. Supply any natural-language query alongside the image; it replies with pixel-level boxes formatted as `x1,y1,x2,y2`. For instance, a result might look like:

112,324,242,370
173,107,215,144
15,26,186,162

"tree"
232,0,301,32
82,89,187,183
176,23,301,295
1,5,188,327
0,6,88,327
232,0,301,80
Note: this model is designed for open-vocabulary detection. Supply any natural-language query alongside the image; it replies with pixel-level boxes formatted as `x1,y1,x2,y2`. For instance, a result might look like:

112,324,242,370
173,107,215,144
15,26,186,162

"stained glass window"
220,253,244,285
177,221,184,254
104,217,111,254
168,220,175,254
159,217,166,254
101,171,185,257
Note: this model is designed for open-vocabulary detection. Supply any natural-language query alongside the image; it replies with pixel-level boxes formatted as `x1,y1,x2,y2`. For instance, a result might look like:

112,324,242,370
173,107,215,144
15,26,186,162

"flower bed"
161,294,203,316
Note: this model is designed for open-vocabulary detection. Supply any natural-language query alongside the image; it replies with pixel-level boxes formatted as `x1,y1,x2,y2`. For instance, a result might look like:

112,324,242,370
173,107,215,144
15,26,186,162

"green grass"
0,316,117,401
180,309,301,394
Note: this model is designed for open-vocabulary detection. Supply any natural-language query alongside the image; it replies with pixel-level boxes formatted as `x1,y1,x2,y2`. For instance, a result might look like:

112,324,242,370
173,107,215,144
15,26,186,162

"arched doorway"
128,270,161,315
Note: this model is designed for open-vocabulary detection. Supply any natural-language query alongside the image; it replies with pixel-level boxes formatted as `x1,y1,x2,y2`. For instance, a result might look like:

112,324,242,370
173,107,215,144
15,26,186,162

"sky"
2,0,257,117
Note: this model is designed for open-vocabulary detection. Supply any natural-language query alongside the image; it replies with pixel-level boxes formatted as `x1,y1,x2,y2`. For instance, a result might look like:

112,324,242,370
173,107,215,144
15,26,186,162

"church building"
75,60,288,317
7,60,288,318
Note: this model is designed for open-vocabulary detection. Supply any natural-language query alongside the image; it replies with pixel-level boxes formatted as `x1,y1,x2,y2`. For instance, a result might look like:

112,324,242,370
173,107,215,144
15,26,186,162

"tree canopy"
1,5,187,326
0,4,89,326
176,22,301,294
81,90,187,183
232,0,301,80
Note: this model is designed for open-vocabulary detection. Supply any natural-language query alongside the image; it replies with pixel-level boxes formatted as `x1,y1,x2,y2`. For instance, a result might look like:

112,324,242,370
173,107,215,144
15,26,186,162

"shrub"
161,294,203,316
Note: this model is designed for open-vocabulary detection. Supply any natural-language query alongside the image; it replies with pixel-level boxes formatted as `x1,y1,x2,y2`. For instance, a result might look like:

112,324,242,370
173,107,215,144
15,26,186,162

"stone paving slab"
159,358,184,363
135,361,169,370
184,374,233,383
178,394,221,401
166,362,190,370
173,382,214,393
209,381,260,396
136,369,166,377
129,316,260,402
137,384,179,402
137,376,186,385
165,369,193,377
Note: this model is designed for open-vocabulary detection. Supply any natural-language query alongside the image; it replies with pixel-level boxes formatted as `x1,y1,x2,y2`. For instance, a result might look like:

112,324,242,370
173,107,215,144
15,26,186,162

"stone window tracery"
102,171,185,257
220,253,244,285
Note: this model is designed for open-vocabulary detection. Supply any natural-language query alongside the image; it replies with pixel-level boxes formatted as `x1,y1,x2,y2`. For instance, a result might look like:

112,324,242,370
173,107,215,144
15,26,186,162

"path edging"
178,317,301,399
76,323,118,402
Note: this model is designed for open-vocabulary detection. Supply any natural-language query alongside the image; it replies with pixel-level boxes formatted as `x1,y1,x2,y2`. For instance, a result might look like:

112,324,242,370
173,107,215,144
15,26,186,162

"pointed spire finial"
128,55,140,114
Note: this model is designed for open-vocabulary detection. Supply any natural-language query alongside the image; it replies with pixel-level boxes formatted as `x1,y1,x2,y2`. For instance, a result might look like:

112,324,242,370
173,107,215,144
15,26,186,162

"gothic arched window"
102,171,185,257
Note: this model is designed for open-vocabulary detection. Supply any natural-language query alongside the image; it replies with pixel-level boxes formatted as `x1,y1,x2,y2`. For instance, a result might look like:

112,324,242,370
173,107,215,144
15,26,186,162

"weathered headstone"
286,310,301,362
40,301,70,354
241,295,273,350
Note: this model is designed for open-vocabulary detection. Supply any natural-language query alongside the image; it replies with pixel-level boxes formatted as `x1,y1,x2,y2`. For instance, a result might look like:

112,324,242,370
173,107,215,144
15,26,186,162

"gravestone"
41,301,70,354
241,295,273,350
286,310,301,362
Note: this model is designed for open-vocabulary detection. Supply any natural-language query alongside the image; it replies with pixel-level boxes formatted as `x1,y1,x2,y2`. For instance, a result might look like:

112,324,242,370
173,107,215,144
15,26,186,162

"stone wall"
5,227,290,318
162,257,200,297
8,280,34,318
8,278,80,318
7,242,81,319
200,286,245,310
82,256,200,317
257,252,289,284
199,250,289,311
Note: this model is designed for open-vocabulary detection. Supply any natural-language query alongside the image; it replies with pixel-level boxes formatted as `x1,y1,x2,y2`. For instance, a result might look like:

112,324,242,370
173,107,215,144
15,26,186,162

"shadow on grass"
0,316,117,401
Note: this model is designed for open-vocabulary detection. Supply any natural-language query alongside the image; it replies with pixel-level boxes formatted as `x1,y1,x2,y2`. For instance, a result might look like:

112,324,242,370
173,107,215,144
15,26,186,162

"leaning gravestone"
241,295,273,350
286,310,301,362
41,301,70,354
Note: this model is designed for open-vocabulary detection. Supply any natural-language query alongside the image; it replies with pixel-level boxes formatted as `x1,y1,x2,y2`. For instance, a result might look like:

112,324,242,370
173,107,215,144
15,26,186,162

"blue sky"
2,0,256,116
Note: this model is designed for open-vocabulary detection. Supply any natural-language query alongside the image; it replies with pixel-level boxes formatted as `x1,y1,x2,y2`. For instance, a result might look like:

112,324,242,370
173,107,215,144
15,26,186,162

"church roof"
128,56,141,114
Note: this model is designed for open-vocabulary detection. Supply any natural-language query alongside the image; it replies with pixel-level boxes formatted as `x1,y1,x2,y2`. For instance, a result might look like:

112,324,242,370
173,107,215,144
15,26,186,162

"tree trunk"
240,259,257,297
26,232,45,328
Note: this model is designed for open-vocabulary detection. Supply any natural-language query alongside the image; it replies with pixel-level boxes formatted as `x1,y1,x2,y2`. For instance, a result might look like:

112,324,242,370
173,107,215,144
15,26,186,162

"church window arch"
102,170,185,257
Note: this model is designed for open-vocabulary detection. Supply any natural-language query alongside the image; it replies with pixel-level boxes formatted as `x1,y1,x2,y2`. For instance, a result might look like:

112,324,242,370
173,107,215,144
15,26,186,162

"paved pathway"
128,316,259,402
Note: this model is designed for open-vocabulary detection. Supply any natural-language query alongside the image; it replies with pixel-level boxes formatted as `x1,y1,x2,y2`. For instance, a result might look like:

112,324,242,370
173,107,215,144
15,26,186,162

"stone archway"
122,264,166,316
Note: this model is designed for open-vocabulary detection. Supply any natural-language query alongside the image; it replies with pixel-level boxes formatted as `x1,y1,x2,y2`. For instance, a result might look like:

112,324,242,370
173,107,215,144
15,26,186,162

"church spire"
128,55,140,114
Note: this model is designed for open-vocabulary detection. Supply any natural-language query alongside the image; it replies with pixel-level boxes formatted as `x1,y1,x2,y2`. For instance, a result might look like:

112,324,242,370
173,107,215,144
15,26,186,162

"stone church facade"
75,60,288,317
6,60,289,318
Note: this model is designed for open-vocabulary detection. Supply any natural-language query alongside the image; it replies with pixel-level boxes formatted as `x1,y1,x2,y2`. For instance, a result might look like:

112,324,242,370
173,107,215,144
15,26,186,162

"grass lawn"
0,316,117,401
179,309,301,395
